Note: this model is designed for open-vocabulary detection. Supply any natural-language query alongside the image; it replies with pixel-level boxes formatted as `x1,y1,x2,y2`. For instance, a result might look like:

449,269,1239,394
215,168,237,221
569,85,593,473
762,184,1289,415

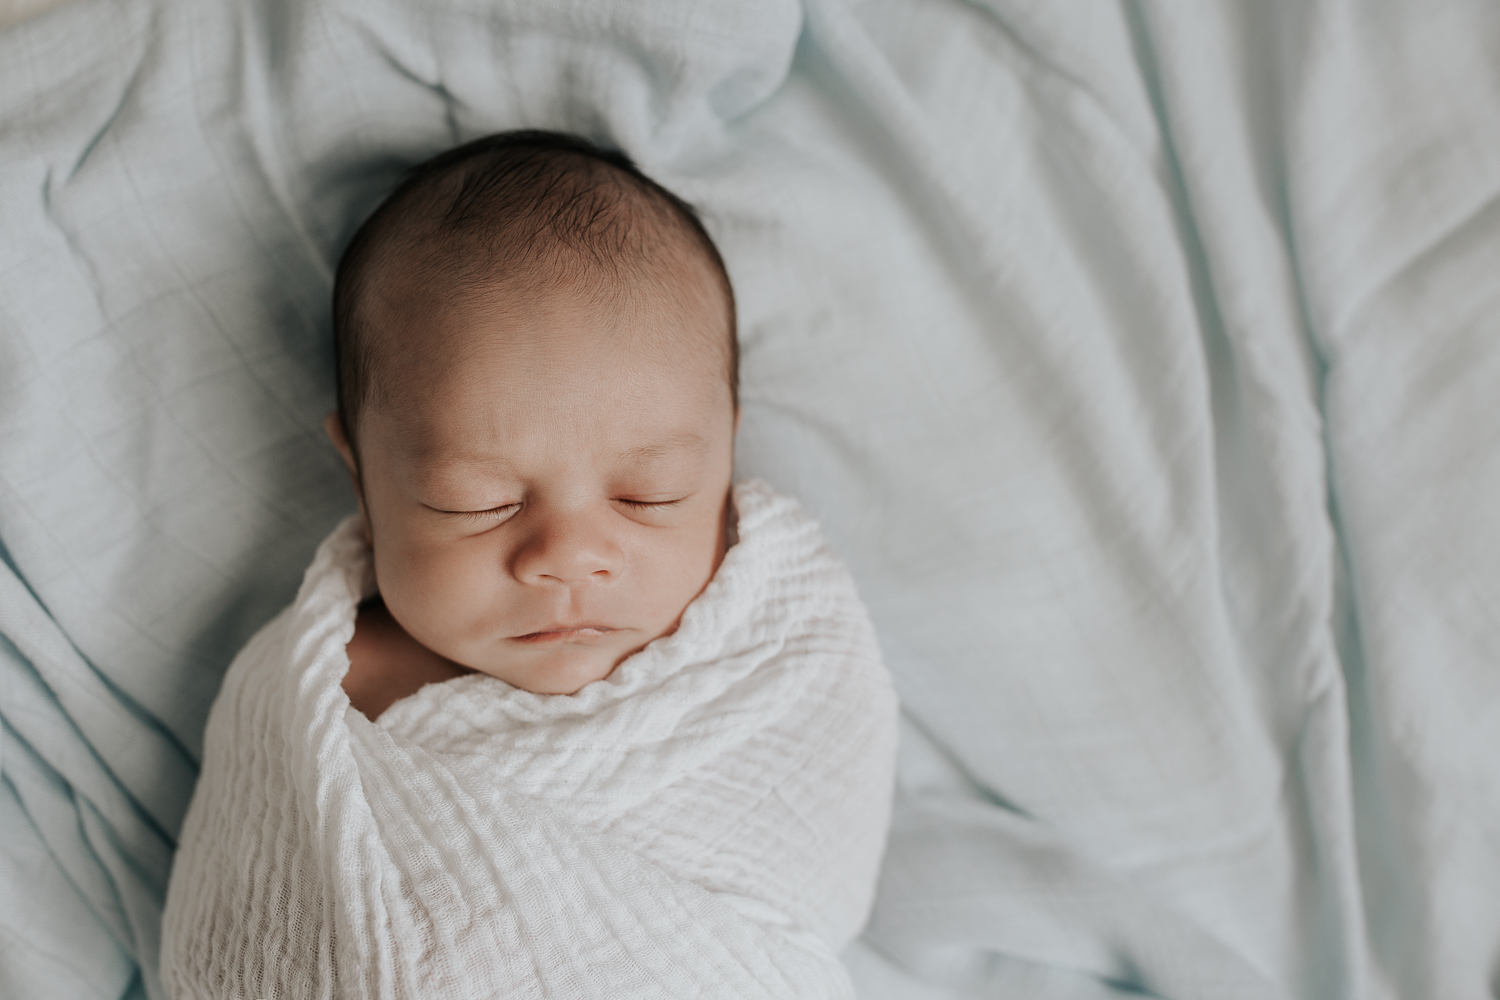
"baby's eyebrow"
623,432,709,462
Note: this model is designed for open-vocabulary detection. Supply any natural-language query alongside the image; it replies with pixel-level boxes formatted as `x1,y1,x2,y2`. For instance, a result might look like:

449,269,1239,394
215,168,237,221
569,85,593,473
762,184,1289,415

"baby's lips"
510,624,617,643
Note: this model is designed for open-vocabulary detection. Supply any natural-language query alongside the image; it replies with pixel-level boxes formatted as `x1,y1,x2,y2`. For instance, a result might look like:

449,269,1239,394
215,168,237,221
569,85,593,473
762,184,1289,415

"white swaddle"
159,479,896,999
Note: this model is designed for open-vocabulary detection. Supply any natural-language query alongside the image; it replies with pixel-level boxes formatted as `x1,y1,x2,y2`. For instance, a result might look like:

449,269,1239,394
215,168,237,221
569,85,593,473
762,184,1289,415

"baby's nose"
510,509,623,585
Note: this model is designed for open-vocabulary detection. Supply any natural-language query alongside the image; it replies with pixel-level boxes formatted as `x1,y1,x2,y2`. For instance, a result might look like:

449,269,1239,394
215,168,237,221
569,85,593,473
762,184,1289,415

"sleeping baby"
160,130,897,999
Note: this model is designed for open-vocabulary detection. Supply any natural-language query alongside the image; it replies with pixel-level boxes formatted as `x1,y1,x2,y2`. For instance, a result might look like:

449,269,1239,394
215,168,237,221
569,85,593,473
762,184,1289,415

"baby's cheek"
652,529,722,619
378,540,473,643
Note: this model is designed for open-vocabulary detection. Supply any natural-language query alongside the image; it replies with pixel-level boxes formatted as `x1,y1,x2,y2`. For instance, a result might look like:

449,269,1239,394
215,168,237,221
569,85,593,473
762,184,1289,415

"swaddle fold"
160,478,896,1000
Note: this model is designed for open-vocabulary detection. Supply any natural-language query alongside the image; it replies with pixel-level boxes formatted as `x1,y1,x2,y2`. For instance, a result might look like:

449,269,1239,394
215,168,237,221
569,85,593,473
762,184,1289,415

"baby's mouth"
512,625,616,644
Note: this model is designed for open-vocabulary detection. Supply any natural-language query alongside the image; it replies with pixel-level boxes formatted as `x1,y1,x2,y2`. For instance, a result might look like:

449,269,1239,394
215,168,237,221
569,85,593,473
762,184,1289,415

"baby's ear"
324,412,371,542
324,411,359,477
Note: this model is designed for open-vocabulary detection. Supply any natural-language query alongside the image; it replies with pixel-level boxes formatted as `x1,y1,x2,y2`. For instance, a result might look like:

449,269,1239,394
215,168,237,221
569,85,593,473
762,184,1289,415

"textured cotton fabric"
159,479,897,1000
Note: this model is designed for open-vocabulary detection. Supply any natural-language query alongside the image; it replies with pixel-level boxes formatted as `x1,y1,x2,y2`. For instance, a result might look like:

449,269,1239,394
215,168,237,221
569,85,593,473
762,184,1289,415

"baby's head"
328,131,737,695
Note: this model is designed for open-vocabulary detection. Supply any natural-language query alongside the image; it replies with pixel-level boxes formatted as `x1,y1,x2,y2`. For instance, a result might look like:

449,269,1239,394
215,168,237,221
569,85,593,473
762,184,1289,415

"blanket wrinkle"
160,478,896,999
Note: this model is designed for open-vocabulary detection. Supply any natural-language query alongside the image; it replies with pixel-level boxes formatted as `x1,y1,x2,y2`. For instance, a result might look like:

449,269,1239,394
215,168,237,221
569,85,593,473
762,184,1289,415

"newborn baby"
160,131,897,999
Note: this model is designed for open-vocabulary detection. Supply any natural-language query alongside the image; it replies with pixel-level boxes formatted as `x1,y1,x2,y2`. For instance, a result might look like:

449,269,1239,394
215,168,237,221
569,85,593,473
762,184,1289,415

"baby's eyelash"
446,504,521,521
617,498,684,512
439,499,681,520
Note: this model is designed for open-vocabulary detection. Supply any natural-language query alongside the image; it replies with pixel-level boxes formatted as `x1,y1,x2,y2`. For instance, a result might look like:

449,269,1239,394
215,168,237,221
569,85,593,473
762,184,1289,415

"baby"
162,131,896,1000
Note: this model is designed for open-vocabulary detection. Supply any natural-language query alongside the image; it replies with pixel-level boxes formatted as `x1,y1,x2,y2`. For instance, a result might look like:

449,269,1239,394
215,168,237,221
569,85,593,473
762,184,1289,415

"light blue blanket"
3,1,1499,998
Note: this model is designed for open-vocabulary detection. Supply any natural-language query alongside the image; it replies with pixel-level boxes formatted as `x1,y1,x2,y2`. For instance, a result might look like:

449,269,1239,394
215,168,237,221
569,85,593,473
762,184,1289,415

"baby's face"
335,269,735,695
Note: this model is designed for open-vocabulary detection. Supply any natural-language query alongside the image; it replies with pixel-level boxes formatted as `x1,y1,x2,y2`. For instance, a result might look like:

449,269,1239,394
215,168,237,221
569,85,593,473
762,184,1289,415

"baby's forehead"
373,239,729,377
362,265,729,428
362,284,733,488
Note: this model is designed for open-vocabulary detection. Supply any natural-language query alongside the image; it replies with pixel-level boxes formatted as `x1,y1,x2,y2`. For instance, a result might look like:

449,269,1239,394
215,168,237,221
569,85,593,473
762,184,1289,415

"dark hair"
331,129,738,451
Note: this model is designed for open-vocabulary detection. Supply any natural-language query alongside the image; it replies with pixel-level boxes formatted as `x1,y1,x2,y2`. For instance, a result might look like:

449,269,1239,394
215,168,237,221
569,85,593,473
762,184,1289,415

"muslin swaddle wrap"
160,479,898,999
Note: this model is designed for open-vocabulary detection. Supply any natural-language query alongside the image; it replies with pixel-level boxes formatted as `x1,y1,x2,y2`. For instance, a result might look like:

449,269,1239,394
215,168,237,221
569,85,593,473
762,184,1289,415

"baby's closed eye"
614,497,685,511
429,502,523,524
